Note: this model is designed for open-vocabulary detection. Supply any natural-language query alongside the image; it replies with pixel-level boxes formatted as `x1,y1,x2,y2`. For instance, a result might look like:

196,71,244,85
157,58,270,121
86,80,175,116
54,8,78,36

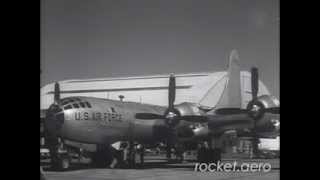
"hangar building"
40,71,279,151
41,71,272,111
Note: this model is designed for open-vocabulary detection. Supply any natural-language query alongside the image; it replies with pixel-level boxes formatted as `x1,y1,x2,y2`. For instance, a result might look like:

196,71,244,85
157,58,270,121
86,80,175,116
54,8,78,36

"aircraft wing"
206,112,279,138
206,114,253,135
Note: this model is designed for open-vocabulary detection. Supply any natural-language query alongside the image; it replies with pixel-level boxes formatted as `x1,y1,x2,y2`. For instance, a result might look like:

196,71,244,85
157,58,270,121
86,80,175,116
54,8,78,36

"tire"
60,157,70,170
51,154,70,171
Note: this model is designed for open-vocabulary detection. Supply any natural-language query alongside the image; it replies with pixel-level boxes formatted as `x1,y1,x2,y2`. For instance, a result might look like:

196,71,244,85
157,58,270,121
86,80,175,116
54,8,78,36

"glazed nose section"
44,104,65,136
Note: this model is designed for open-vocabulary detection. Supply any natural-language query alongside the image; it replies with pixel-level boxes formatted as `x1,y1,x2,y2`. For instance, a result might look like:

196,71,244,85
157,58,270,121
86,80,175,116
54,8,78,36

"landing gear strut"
52,153,71,170
48,137,71,171
166,143,172,161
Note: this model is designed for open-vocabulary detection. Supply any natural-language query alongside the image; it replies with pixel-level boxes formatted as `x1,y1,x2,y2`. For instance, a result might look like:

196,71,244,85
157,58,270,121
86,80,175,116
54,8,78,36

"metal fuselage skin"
47,96,279,148
55,96,174,145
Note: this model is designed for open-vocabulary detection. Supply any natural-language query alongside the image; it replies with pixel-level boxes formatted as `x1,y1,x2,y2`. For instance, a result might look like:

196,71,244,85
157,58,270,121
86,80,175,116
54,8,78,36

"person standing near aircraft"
203,142,210,164
175,144,184,162
197,143,205,163
136,144,145,166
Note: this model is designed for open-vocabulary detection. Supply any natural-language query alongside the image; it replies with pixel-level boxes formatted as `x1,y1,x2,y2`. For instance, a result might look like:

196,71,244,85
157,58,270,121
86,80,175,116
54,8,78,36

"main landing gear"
91,144,114,168
197,138,222,164
126,141,145,169
91,143,139,169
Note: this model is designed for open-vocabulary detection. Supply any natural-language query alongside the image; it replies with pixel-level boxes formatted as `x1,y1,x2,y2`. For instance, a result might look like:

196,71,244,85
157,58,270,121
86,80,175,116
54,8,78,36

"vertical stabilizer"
214,50,242,109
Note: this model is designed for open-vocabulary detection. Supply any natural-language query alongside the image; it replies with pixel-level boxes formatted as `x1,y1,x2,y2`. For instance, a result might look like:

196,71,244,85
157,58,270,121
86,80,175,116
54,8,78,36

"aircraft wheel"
51,154,70,171
127,151,136,168
60,156,70,170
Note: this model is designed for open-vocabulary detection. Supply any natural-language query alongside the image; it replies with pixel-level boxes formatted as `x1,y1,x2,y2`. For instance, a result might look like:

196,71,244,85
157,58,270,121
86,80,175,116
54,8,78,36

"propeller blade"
135,113,165,120
215,108,248,115
175,115,208,123
251,67,259,100
168,74,176,112
54,82,60,104
265,107,280,114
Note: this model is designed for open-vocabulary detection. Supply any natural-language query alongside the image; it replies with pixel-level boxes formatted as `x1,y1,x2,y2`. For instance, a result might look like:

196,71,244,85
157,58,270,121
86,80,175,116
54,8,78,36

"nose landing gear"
47,137,71,171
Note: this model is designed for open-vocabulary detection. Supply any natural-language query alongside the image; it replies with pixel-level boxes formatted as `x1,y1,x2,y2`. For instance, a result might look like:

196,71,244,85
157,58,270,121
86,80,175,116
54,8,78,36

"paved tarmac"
41,155,279,180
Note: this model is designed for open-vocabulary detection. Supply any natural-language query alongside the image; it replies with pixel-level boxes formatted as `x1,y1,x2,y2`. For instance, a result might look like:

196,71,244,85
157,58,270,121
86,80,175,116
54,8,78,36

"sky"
41,0,279,98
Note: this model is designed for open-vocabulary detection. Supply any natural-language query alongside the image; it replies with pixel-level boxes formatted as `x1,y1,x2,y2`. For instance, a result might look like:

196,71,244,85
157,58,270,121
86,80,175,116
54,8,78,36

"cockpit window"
64,105,72,110
61,101,69,106
61,99,91,109
85,102,92,108
79,102,85,108
74,97,81,101
68,99,75,103
73,104,80,108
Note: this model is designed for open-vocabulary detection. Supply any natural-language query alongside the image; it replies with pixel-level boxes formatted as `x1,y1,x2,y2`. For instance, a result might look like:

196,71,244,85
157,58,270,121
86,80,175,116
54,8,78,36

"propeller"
44,82,64,137
251,67,259,100
214,67,280,117
250,68,261,155
135,74,207,161
135,74,208,126
168,74,176,112
44,82,65,166
214,67,280,156
54,82,61,105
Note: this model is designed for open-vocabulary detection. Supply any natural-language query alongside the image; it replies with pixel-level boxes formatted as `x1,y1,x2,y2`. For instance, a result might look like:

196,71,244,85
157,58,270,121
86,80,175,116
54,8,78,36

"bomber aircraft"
42,50,280,170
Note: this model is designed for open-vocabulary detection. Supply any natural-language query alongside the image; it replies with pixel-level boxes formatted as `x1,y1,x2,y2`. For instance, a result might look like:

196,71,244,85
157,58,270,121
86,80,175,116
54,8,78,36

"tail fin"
216,50,241,108
199,50,242,111
215,49,242,109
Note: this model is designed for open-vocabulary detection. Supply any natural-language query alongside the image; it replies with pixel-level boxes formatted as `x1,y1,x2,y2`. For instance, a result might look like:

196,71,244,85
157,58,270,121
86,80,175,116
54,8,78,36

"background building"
41,71,272,110
41,71,279,151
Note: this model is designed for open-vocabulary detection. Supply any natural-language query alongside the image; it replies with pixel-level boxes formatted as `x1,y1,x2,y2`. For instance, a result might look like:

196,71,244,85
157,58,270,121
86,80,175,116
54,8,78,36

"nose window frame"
73,103,80,108
79,102,85,108
64,105,72,110
85,102,92,108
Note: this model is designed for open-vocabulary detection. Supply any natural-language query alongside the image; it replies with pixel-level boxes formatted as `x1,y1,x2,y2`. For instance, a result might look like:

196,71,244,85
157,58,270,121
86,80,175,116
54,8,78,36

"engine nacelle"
247,95,279,120
255,95,279,109
174,102,204,117
174,102,208,140
249,95,280,134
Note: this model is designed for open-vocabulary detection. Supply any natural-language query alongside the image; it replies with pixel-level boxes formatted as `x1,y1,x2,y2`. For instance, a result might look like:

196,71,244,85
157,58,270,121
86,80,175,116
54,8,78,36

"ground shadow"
41,158,279,172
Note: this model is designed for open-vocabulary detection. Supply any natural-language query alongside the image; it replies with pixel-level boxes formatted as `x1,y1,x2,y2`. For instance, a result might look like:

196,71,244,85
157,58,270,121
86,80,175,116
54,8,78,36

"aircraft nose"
44,104,65,136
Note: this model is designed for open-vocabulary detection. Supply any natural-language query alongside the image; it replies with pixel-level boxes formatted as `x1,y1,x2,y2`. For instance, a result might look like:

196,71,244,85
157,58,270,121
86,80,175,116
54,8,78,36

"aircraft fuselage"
47,96,185,145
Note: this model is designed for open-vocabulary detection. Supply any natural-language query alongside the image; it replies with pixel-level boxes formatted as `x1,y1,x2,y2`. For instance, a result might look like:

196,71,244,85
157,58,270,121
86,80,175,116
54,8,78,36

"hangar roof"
41,71,271,110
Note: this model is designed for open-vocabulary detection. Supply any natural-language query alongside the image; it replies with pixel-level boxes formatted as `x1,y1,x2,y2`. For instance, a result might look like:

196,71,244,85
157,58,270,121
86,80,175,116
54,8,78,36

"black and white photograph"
40,0,279,179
